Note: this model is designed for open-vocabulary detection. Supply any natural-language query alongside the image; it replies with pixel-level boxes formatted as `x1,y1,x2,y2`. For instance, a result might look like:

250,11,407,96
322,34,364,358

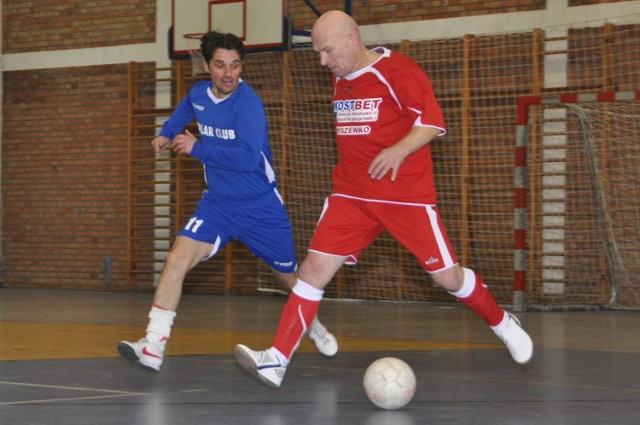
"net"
188,48,206,76
519,95,640,310
185,33,206,76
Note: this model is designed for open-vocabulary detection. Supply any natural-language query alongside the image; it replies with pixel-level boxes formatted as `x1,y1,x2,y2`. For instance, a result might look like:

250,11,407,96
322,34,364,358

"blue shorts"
178,189,297,273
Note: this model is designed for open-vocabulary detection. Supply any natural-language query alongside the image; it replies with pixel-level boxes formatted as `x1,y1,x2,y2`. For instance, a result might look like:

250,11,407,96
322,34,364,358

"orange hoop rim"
183,32,205,40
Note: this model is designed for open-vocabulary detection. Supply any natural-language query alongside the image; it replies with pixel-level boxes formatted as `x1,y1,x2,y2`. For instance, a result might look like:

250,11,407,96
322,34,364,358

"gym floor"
1,287,639,424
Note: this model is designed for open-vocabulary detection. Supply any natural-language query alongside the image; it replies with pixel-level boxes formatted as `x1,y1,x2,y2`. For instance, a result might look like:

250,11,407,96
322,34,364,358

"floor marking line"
0,380,143,395
0,392,146,406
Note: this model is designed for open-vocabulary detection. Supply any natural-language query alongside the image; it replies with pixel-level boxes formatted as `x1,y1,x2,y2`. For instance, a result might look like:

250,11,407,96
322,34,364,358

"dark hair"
200,31,245,63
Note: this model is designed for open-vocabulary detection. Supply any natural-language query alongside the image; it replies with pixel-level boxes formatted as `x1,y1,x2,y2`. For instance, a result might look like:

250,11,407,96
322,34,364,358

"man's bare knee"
430,266,464,292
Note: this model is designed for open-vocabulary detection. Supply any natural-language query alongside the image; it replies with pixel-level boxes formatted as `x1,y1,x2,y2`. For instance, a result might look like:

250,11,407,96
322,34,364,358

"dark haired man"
118,31,337,372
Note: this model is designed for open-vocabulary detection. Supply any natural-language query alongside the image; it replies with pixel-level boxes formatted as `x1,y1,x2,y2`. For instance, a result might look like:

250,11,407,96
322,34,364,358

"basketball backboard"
170,0,287,60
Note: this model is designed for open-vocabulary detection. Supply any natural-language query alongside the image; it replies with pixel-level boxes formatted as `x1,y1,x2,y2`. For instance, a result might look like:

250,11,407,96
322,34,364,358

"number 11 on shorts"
185,217,204,233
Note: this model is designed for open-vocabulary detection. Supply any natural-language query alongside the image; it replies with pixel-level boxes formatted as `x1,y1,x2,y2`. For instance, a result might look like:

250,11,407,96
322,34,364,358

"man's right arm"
152,88,197,151
151,135,171,153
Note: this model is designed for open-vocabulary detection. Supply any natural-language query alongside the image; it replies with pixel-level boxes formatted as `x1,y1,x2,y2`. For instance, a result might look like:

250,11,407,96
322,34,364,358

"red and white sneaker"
117,338,165,372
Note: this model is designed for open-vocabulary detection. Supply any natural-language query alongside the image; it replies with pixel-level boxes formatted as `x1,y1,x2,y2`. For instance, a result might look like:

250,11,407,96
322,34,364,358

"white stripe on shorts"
425,205,455,268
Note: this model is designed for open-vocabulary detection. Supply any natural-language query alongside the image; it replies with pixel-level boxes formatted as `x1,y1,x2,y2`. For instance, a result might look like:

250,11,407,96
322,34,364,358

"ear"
347,31,360,47
201,59,210,73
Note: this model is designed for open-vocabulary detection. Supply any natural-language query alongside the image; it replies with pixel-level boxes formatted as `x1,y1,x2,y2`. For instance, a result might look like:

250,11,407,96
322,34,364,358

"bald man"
235,10,533,388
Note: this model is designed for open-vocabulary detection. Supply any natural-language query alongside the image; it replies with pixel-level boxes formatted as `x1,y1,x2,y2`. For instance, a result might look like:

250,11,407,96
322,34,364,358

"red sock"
272,287,321,359
456,269,505,327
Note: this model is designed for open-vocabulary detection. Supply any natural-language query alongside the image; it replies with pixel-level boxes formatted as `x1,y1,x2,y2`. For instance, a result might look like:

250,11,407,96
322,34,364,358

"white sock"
146,305,176,343
490,311,510,333
292,279,324,301
448,267,476,298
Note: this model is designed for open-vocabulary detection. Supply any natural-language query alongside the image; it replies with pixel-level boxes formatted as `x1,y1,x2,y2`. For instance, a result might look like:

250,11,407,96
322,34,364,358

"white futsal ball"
363,357,416,410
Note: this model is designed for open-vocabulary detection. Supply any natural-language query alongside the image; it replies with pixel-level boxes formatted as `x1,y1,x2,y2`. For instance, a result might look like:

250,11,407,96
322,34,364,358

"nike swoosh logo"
142,347,162,359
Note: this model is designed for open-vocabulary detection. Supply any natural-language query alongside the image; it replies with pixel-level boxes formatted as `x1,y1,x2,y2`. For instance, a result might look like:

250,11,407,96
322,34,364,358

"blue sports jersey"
158,80,278,200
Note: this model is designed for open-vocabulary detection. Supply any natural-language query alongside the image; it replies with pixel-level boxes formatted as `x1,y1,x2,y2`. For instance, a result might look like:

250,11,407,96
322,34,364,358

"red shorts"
308,195,458,272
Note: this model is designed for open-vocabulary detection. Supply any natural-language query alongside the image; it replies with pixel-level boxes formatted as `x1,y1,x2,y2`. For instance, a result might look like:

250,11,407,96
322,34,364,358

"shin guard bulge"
453,268,506,327
272,280,323,360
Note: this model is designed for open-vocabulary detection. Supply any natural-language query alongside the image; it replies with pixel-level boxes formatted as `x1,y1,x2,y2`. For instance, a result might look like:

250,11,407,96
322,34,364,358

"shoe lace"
310,324,329,343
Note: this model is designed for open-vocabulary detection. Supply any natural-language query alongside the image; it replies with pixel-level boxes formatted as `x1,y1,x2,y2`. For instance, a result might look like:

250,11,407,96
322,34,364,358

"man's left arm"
368,126,441,181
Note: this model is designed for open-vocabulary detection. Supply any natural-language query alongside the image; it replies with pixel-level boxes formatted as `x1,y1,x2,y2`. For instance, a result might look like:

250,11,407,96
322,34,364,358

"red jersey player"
235,10,533,388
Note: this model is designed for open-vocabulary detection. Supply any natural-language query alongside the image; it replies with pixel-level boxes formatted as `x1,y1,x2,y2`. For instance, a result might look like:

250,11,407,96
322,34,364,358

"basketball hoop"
184,33,206,76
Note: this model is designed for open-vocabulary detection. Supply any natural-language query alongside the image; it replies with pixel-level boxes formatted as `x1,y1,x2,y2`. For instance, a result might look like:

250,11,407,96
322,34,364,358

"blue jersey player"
118,31,338,372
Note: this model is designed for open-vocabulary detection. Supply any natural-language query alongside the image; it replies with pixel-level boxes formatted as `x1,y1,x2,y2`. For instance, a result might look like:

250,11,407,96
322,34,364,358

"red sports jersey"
331,47,446,204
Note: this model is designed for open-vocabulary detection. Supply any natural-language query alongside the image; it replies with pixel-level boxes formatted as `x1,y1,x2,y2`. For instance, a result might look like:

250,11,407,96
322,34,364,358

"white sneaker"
308,318,339,357
234,344,286,388
117,338,165,372
494,313,534,364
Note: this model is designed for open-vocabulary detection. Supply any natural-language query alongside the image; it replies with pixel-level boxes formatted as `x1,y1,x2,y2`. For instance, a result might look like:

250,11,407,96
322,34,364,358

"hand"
368,126,440,181
368,144,408,182
171,129,198,155
150,136,171,153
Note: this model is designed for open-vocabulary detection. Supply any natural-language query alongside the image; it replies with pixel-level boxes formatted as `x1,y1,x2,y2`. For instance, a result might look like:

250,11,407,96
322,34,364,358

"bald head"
311,10,366,77
312,10,359,39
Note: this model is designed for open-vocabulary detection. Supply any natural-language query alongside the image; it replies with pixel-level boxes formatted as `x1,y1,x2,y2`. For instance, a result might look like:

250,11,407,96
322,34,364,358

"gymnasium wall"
287,0,546,29
2,0,153,289
2,64,130,289
2,1,155,53
0,0,637,292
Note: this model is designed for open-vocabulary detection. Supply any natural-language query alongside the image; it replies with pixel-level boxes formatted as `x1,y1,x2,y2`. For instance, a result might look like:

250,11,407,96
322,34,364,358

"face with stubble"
203,48,243,98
